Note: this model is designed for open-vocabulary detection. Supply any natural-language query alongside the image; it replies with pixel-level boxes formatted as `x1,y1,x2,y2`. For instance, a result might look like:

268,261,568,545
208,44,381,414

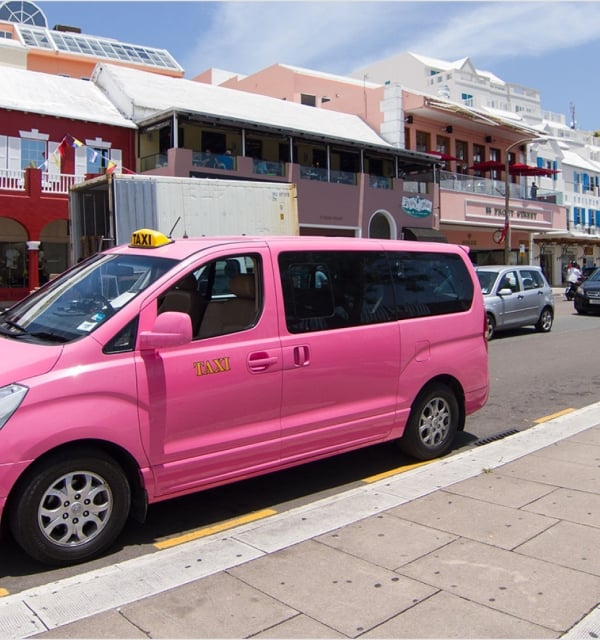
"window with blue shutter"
573,207,581,225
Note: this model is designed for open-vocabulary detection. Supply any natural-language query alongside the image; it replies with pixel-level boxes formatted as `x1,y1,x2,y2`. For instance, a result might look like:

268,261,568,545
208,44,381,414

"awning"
468,160,504,172
427,150,460,162
402,227,448,243
508,163,560,177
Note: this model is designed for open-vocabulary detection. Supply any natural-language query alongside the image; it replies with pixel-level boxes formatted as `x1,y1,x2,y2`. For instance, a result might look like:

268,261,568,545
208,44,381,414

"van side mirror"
139,311,192,350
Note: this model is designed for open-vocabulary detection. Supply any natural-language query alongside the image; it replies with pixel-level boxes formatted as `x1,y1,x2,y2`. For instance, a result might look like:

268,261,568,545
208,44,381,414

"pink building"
196,64,567,282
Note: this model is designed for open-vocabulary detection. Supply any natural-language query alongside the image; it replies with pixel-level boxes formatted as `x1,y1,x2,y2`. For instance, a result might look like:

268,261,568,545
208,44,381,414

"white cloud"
181,1,600,79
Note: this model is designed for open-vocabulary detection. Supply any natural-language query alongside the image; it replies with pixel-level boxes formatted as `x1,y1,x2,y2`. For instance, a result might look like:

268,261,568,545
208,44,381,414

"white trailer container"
69,174,299,262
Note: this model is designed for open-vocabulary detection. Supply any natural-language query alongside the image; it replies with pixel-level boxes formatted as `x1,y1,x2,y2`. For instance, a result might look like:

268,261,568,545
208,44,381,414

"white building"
354,51,600,273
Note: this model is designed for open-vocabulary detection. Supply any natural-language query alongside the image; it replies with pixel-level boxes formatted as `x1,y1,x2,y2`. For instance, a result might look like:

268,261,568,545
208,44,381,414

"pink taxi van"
0,230,488,565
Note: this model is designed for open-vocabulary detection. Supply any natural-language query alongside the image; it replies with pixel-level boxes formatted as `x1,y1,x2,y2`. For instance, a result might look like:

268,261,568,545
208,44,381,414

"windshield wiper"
0,319,30,335
28,331,69,343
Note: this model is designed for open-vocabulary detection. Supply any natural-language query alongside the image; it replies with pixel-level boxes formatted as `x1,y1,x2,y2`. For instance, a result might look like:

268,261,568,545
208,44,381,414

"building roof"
561,149,599,172
408,52,505,85
0,65,136,127
91,63,395,149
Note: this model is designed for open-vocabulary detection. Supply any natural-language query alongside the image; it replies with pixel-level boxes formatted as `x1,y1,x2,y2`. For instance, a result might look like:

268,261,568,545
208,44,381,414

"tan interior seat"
199,274,257,338
158,274,203,335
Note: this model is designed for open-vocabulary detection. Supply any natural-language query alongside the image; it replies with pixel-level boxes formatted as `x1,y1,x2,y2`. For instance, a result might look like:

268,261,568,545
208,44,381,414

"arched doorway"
0,218,28,289
368,211,396,239
40,219,69,282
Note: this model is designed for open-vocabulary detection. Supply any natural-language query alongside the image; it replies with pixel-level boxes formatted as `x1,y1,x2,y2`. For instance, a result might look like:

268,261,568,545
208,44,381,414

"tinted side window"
390,252,474,319
520,269,544,289
278,250,395,333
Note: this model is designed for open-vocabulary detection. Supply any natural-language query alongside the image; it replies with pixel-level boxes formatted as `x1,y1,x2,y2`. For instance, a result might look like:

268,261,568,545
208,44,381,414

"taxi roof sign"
130,229,173,249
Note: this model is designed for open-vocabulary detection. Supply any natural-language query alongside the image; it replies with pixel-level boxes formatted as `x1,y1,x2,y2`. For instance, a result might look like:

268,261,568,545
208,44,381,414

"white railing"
439,170,562,203
0,168,84,194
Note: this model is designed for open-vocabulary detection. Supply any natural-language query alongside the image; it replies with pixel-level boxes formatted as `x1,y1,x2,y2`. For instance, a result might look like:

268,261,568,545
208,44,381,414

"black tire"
535,307,553,332
8,448,131,566
486,313,496,340
398,383,459,461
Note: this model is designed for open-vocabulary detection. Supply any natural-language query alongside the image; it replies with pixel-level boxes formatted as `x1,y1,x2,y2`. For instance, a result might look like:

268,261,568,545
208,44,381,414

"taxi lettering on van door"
193,357,231,376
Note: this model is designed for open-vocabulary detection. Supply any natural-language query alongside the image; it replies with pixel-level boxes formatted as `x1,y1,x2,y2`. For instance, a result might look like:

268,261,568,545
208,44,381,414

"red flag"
57,137,69,158
498,220,509,243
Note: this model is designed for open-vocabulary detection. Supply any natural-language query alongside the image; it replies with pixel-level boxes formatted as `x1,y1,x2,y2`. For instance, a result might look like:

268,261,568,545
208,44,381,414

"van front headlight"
0,384,28,430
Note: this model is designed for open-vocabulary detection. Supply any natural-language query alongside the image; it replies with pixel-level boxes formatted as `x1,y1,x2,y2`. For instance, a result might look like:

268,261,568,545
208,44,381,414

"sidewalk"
1,404,600,639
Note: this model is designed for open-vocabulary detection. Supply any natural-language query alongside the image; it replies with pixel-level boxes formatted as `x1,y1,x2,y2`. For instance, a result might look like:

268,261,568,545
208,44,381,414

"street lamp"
503,136,549,264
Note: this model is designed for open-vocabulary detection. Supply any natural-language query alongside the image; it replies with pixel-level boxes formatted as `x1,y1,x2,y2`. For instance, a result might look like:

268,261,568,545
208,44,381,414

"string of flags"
38,134,135,175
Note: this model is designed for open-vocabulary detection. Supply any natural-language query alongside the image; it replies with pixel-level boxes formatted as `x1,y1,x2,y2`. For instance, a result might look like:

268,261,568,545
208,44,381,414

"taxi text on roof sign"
130,229,173,248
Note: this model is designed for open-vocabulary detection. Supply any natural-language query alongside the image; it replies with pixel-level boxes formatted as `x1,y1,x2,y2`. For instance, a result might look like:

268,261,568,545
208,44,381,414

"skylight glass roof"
15,24,182,72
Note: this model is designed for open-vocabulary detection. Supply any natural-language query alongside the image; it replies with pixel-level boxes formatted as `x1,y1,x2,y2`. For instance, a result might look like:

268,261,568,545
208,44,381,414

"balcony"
0,168,82,194
439,170,562,204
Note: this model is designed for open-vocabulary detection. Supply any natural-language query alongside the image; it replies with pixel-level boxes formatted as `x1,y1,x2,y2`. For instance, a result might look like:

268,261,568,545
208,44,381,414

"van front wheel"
9,449,131,566
399,384,459,461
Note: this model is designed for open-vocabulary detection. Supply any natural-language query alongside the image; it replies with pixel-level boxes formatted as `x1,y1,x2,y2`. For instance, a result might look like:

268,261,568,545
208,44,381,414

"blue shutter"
573,207,580,225
537,157,543,168
553,161,558,181
596,210,600,227
583,174,590,190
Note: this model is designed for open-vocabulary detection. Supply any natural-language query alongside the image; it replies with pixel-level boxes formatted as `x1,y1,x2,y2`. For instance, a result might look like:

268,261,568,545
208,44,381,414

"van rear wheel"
8,448,131,566
399,383,459,461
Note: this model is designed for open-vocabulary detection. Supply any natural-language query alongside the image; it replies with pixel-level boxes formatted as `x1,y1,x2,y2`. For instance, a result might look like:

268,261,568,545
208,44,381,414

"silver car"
475,265,554,340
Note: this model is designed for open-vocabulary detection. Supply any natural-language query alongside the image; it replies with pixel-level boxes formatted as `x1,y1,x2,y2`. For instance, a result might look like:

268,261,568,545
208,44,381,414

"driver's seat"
158,274,202,335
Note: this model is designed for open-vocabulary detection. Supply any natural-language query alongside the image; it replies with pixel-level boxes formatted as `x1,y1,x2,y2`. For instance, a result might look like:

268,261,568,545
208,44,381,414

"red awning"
427,150,460,162
468,160,504,172
509,163,560,177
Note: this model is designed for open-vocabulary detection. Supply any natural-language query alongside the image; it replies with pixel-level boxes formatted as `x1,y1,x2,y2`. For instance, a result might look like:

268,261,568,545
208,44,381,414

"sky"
36,1,600,131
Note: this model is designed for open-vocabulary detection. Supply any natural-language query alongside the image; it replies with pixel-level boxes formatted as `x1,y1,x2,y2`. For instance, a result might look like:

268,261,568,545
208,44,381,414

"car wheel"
8,448,131,566
398,383,459,461
486,313,496,340
535,307,553,332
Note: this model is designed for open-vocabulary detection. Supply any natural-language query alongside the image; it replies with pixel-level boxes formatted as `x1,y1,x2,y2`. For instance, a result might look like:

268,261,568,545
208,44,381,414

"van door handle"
293,345,310,367
247,352,278,372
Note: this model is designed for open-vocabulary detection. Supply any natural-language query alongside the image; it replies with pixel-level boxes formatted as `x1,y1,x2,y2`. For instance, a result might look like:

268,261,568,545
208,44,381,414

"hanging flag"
37,159,48,170
87,148,98,163
105,160,117,174
57,137,69,158
50,150,61,168
498,219,509,244
71,136,84,148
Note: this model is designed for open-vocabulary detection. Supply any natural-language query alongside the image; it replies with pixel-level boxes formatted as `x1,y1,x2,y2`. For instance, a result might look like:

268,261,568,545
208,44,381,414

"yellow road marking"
534,408,575,424
362,459,433,483
153,508,277,550
0,588,9,597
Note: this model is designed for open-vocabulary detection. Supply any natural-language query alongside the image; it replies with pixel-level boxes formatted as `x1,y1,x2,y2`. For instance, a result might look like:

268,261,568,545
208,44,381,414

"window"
391,252,473,318
20,138,45,169
416,131,430,153
300,94,317,107
279,250,473,333
158,254,262,339
455,141,468,172
436,136,450,154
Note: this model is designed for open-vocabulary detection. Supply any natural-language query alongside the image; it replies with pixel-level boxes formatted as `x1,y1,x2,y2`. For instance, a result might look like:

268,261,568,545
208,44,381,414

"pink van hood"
0,336,62,386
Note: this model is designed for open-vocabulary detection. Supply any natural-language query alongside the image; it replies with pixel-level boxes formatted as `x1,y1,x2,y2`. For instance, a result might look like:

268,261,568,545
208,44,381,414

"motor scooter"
565,278,582,301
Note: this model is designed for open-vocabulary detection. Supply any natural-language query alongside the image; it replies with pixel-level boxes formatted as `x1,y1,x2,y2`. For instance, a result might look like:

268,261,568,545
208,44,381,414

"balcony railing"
192,151,237,171
0,168,82,194
252,159,284,177
369,175,393,190
439,170,562,203
140,153,168,171
300,165,357,185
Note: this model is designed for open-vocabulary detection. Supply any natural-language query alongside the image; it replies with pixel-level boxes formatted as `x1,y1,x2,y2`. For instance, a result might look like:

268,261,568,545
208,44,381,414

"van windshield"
0,253,177,344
